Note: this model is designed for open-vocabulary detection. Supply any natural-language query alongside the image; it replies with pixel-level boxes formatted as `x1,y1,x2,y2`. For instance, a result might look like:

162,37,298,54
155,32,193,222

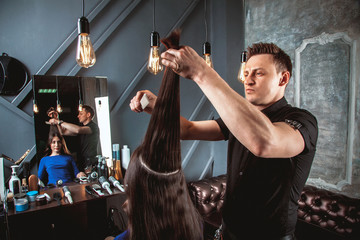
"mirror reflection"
33,75,108,185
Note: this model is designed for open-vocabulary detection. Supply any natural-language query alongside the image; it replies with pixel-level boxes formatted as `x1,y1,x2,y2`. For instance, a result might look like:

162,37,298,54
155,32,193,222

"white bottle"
9,165,21,194
121,145,130,170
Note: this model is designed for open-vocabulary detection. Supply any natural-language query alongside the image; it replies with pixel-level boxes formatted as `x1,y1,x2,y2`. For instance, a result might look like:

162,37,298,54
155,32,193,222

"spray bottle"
121,145,130,170
9,165,21,194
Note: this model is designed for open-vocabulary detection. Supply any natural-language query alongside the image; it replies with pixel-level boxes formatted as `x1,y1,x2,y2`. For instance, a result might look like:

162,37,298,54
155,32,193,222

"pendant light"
76,0,96,68
78,77,83,112
56,76,63,113
203,42,213,68
237,51,247,83
32,79,39,114
202,0,213,68
147,0,163,75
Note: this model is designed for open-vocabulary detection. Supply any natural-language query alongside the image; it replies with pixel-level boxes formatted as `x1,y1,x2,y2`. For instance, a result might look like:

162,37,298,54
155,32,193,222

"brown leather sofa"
187,175,360,240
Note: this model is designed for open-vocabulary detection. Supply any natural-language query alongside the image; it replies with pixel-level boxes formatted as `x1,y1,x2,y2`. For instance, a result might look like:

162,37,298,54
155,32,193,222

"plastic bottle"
112,144,120,160
97,155,102,176
21,178,28,193
121,145,130,170
9,165,21,194
101,159,106,177
102,157,109,178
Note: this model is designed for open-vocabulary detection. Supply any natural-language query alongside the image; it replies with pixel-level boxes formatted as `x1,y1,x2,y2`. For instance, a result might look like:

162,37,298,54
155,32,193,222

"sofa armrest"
188,174,226,228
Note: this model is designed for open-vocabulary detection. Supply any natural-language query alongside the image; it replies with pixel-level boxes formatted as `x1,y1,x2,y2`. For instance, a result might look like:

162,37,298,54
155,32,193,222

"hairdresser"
130,43,318,240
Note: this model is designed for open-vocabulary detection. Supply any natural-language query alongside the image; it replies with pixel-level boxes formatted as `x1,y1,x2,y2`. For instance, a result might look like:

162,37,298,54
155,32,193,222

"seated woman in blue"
38,131,85,185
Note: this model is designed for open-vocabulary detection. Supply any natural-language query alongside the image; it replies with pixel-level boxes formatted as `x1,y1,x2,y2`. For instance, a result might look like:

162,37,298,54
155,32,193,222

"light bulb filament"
237,62,246,83
147,46,163,75
33,103,39,113
237,51,247,83
203,54,213,68
57,103,63,113
76,34,96,68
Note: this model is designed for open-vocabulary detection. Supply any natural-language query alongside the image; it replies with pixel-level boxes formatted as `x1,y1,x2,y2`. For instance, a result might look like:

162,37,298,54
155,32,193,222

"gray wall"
245,0,360,198
0,0,245,182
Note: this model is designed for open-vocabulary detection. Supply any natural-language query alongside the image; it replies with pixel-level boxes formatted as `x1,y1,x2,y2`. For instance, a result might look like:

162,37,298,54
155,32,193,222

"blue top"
38,155,80,185
114,230,129,240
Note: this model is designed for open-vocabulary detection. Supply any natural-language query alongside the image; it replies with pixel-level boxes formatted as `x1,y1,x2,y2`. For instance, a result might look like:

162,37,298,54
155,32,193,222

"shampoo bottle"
9,165,21,194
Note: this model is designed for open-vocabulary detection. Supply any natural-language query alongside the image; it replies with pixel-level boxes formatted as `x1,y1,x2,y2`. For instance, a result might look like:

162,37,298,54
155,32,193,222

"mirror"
33,75,108,175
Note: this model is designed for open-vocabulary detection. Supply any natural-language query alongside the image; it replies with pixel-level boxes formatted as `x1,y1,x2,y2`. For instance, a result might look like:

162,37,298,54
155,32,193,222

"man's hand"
76,172,86,178
129,90,157,114
47,109,59,119
161,46,209,82
48,118,61,125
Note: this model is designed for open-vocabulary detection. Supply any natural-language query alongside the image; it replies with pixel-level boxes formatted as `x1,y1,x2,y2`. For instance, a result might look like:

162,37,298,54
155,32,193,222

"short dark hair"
82,105,95,119
247,42,292,78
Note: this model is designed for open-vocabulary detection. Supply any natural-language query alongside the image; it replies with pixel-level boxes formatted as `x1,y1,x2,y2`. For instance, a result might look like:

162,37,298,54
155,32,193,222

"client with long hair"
116,30,203,240
38,126,85,185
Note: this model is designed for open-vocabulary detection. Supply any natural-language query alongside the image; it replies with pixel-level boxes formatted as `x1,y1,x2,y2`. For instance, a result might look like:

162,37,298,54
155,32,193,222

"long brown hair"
124,30,203,240
44,125,71,156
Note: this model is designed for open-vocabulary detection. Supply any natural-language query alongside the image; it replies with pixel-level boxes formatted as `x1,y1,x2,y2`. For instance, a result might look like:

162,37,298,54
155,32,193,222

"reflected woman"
38,128,85,185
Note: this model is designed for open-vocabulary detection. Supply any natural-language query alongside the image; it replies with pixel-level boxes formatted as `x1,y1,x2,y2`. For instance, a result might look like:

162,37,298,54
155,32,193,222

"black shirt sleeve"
215,118,229,140
284,109,318,154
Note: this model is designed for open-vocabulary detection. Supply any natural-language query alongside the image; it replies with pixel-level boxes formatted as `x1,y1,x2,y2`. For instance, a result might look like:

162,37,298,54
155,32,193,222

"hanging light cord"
82,0,85,17
152,0,155,31
78,78,82,102
56,76,59,102
32,79,36,100
204,0,208,42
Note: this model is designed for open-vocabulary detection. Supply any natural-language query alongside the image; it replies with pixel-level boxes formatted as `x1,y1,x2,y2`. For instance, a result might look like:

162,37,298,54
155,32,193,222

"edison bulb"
147,46,163,75
76,16,96,68
33,100,39,113
78,103,83,112
237,51,247,83
147,31,163,75
76,34,96,68
203,54,213,68
237,62,246,83
57,102,63,113
202,42,213,68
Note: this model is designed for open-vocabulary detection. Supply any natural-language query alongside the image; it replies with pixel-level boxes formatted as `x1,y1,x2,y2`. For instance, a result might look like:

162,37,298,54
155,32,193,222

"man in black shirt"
50,105,100,173
130,43,318,240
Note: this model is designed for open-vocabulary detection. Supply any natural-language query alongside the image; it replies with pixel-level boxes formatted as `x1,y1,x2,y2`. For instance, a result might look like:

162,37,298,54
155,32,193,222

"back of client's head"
124,30,203,240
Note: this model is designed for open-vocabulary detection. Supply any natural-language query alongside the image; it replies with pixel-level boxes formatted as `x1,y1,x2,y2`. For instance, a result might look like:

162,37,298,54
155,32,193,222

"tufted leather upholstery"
297,185,360,239
188,175,226,239
188,175,360,240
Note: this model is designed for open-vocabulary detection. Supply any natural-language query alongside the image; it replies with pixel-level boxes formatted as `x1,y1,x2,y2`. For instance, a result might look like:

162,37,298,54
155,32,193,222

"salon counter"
6,182,127,240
